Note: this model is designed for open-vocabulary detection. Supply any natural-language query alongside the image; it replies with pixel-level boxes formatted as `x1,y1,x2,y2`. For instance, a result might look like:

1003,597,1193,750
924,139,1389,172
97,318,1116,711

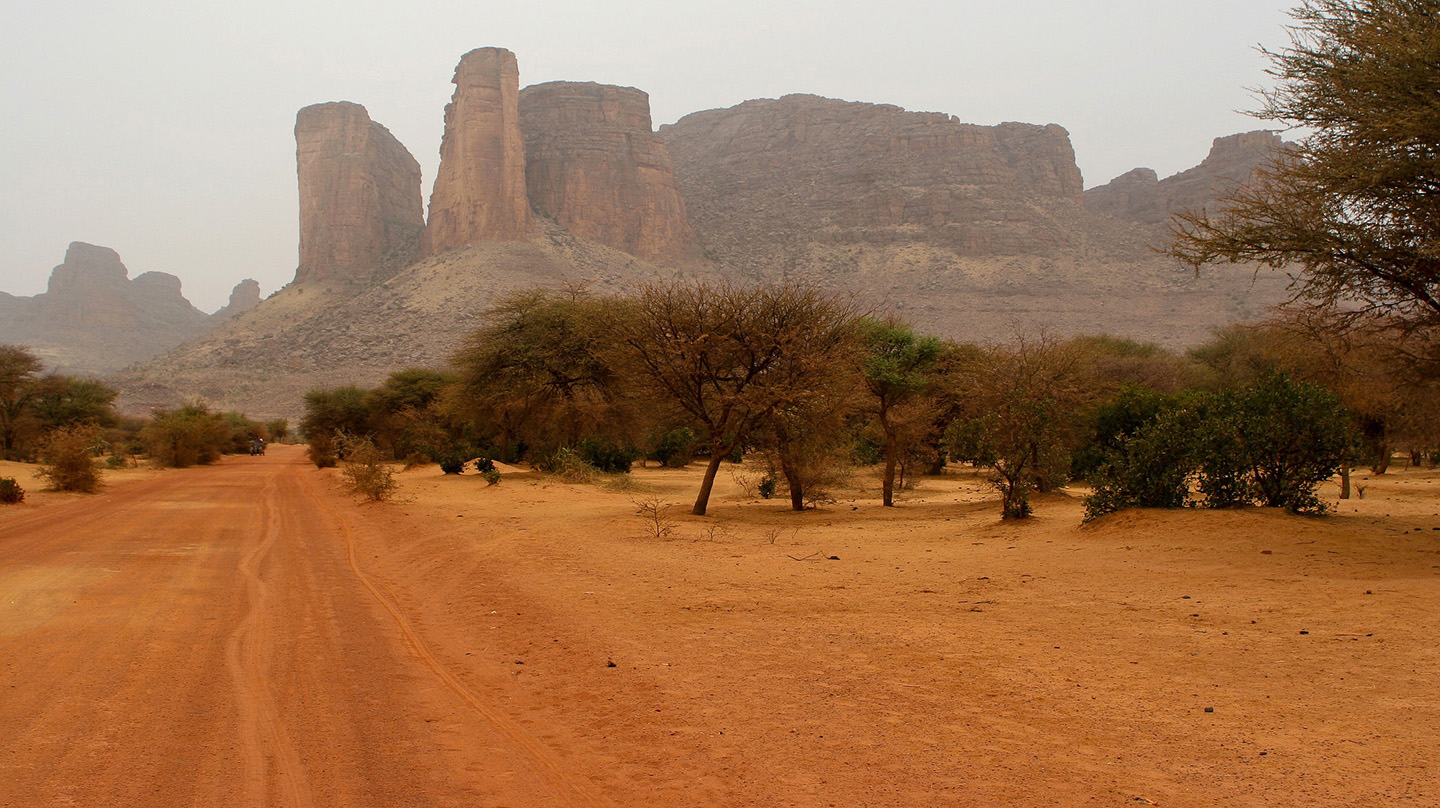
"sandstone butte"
518,81,697,261
421,47,532,256
294,101,424,285
1085,130,1286,225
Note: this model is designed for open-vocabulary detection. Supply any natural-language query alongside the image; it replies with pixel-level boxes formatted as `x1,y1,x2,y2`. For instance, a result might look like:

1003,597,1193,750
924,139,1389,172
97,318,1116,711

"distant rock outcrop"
0,243,228,375
1085,130,1284,225
519,81,696,260
422,47,532,255
214,279,262,321
660,94,1089,264
295,101,424,284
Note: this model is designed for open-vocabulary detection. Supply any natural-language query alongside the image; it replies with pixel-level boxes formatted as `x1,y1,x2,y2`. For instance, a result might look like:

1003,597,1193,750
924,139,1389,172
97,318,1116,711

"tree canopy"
1169,0,1440,368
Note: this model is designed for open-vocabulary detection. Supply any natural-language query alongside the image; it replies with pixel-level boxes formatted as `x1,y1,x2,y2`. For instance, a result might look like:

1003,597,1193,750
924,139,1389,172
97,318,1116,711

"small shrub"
0,477,23,504
1083,410,1197,522
402,452,431,470
438,454,467,474
482,468,502,486
545,447,600,483
307,432,339,468
649,427,697,468
577,438,641,474
731,467,761,498
143,402,233,468
757,473,777,499
473,456,497,473
341,438,398,501
633,495,678,539
38,425,103,493
105,453,129,469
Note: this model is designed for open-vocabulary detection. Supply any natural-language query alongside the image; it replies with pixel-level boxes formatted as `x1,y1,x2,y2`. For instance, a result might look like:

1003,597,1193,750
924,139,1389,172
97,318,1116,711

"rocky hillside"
112,221,720,418
0,243,258,376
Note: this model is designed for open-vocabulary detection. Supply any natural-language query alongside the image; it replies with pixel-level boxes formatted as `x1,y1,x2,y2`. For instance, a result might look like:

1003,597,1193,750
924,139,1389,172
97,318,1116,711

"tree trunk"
776,443,806,511
1339,461,1351,499
1372,445,1391,474
692,448,729,516
882,441,897,507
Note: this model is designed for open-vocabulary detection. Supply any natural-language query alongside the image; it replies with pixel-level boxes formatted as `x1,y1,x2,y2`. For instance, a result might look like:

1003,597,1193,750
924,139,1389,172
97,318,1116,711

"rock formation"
659,94,1089,263
1085,130,1284,224
518,81,696,260
295,101,423,284
422,48,531,255
214,279,262,321
0,243,223,375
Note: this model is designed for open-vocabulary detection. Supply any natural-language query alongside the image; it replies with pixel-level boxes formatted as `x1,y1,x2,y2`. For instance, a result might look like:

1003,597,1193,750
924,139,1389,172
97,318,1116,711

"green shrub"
757,473,777,499
1083,375,1351,519
1205,374,1352,514
473,456,496,473
1083,410,1197,521
482,468,502,486
576,438,641,474
649,427,696,468
438,452,468,474
38,425,103,493
142,403,234,468
0,477,23,503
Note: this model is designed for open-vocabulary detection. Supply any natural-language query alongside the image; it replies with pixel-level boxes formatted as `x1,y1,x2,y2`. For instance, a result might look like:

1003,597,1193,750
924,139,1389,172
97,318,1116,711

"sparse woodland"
294,277,1438,520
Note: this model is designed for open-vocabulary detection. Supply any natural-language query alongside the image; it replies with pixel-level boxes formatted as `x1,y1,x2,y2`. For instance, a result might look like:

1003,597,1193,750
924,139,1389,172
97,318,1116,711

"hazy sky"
1,0,1298,312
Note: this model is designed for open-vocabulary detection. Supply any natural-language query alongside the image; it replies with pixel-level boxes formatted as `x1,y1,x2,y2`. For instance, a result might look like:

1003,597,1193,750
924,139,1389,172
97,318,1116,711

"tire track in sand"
299,470,614,808
224,468,314,808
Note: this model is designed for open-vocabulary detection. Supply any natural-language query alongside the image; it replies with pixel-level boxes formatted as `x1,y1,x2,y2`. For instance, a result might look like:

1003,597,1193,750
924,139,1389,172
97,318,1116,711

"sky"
0,0,1298,312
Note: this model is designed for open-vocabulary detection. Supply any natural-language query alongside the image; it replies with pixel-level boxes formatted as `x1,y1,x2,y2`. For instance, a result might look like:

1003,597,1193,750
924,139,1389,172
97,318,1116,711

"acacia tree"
450,290,631,463
1170,0,1440,370
963,335,1091,519
610,281,860,516
858,321,945,507
0,345,43,458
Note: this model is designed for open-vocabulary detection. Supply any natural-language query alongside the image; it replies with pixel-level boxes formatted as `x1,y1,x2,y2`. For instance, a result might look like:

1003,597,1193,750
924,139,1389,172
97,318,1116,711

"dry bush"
38,424,103,493
0,477,23,504
633,495,678,539
730,466,761,498
341,438,398,502
547,447,600,484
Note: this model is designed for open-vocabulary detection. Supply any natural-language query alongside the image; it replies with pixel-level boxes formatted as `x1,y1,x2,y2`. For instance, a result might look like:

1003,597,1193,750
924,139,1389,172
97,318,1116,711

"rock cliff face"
295,102,423,284
660,94,1088,264
519,81,696,260
1086,130,1284,224
422,48,532,255
0,243,229,375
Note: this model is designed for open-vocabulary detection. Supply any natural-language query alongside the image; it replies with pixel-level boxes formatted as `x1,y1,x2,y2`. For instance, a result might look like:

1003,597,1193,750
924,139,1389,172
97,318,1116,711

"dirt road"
0,447,612,808
2,446,1437,807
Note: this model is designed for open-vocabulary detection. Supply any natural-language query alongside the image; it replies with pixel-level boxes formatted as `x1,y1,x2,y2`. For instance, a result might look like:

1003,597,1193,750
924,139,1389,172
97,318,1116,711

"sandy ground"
1,446,1436,806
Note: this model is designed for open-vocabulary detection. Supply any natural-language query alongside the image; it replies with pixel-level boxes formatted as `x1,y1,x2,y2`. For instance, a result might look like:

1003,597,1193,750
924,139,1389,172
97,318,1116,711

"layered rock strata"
295,101,423,283
660,95,1091,262
422,47,531,255
519,81,696,260
1085,130,1284,224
